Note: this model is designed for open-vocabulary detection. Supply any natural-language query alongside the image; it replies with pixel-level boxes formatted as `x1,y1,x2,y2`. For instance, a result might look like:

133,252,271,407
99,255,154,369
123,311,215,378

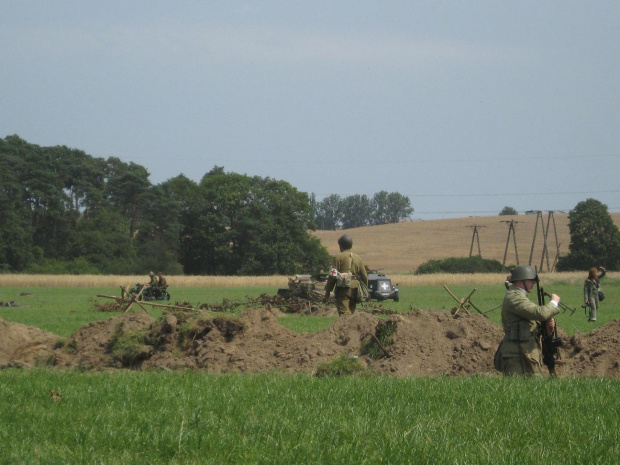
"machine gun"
535,277,563,376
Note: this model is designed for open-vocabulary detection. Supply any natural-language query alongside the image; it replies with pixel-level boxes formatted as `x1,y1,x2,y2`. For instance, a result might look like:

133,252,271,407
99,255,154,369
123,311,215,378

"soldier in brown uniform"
496,265,560,376
324,234,368,316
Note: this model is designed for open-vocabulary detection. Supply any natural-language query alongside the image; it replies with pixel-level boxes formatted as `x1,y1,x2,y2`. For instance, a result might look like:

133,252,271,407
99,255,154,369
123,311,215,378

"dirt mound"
560,319,620,378
0,319,57,368
2,311,619,378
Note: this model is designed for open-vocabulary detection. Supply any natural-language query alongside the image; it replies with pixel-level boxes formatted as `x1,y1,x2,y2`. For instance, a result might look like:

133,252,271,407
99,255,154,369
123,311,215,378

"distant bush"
415,256,506,274
499,206,518,216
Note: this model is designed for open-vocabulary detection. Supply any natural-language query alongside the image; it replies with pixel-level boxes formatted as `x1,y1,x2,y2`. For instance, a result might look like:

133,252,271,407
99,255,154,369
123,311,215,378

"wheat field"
313,211,620,274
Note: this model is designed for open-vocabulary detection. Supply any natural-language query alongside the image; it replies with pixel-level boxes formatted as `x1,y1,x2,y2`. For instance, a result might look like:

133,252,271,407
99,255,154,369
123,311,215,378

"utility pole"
527,210,563,271
467,225,485,257
541,211,562,271
501,220,522,266
528,211,543,266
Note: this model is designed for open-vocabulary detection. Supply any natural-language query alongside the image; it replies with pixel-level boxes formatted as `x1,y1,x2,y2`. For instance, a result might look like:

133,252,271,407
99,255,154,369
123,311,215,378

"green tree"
104,158,151,237
341,194,371,229
499,206,518,216
180,168,330,275
557,198,620,271
0,137,34,270
136,176,198,274
371,191,413,225
70,209,138,274
313,194,342,230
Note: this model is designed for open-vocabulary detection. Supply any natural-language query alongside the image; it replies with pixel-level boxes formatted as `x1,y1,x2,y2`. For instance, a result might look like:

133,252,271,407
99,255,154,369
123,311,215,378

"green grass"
1,280,617,337
1,281,619,463
0,370,618,464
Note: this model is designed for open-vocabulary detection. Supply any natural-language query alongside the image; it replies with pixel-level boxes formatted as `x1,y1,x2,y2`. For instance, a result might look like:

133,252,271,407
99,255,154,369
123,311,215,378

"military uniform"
497,285,559,376
325,249,368,316
584,268,605,321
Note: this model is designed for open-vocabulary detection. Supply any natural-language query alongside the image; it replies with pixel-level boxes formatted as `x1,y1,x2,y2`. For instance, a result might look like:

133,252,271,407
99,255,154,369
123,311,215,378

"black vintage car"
367,272,399,302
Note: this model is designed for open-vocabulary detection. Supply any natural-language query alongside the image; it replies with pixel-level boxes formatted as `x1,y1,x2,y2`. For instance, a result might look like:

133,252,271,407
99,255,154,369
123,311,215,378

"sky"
2,1,619,220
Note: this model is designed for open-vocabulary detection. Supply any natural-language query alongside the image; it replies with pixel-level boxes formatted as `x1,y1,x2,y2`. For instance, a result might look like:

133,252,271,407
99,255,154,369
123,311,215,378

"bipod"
443,285,486,318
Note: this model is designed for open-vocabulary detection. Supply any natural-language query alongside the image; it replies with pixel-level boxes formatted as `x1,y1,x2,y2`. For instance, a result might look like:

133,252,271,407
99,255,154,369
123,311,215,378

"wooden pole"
123,285,144,313
97,294,197,312
370,334,391,358
528,211,541,266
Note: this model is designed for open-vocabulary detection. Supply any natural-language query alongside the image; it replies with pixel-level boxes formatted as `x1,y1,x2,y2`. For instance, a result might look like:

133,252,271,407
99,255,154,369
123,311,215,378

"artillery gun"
124,282,171,301
277,273,329,302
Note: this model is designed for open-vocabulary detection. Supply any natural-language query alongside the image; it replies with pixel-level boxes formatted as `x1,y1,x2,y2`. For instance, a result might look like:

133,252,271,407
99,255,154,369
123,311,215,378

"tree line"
311,192,413,230
0,135,413,275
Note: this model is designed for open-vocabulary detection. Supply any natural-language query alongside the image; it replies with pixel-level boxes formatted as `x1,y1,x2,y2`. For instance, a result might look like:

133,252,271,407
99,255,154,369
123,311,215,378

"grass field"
1,277,619,463
1,370,619,464
1,275,617,336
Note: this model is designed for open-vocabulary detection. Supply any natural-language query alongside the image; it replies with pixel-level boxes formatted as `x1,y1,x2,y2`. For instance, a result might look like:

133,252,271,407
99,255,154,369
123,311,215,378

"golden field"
0,271,609,288
1,212,618,288
313,212,620,274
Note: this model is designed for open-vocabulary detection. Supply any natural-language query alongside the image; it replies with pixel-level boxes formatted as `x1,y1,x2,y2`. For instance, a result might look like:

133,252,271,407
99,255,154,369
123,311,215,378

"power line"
406,190,620,198
312,190,620,200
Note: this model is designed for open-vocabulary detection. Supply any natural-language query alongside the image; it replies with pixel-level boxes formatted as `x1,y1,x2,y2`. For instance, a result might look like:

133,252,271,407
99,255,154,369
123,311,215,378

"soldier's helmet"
337,234,353,250
149,271,154,276
509,265,537,282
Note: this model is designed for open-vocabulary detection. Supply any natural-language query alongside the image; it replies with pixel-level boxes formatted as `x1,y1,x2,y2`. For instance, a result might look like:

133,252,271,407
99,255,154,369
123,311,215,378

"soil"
2,306,620,378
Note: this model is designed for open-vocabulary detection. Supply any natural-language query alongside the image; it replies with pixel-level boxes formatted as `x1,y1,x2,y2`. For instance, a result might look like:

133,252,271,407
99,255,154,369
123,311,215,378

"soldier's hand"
546,317,556,333
550,293,560,304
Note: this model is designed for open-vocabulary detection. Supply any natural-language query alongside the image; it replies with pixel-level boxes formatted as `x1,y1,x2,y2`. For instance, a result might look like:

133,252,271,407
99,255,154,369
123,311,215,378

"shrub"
415,256,506,274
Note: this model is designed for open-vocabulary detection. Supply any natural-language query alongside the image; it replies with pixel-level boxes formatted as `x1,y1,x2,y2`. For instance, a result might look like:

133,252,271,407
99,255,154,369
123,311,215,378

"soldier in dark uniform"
324,234,368,316
496,265,560,376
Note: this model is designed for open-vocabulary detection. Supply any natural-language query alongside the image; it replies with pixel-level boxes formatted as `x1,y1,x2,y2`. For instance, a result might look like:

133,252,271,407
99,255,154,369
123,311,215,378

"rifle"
535,276,563,375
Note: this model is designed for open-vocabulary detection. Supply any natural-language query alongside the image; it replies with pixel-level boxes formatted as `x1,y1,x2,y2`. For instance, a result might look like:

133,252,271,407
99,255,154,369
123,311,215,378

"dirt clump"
1,310,619,378
0,319,58,368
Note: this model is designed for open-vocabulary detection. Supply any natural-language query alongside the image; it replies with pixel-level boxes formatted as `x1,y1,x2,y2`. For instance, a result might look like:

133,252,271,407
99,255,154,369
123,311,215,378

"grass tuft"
361,319,397,359
107,325,151,368
314,353,369,377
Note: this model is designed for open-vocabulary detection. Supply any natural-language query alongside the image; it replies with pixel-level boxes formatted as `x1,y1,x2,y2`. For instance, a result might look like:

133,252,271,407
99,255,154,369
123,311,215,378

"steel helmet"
509,265,537,282
337,234,353,250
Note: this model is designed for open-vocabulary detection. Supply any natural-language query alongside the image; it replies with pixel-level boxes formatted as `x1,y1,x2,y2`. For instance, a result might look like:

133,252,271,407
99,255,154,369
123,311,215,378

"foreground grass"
1,370,618,464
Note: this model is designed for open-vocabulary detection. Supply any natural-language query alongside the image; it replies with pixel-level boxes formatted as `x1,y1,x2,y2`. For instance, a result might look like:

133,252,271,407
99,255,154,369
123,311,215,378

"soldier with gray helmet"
324,234,368,316
148,271,158,288
495,265,561,376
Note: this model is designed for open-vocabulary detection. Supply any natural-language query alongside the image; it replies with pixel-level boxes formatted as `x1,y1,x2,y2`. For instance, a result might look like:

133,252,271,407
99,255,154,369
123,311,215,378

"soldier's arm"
509,291,559,321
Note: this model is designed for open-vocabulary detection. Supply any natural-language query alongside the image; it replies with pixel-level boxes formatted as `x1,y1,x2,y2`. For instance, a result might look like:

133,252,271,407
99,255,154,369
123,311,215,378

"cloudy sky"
2,1,619,219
